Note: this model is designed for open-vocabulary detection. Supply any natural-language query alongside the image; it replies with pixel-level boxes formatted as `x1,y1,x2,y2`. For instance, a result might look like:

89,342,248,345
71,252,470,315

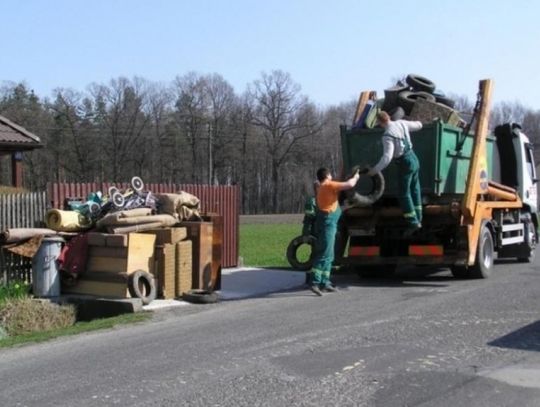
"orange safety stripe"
349,246,380,256
408,245,444,256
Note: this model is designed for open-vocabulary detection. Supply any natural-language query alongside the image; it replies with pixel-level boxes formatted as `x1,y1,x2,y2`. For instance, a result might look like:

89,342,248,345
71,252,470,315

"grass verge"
0,312,151,348
240,223,303,268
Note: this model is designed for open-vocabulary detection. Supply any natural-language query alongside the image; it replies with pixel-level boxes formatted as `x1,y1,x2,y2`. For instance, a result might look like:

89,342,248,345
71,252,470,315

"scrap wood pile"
1,177,219,305
354,73,465,129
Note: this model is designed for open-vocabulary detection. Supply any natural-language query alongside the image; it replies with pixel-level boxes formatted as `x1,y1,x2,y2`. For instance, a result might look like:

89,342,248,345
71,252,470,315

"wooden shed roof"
0,115,43,151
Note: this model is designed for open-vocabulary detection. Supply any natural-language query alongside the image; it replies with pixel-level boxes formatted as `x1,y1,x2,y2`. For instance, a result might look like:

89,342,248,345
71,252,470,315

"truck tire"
397,91,436,114
128,271,157,305
345,167,385,207
286,235,316,271
435,95,456,109
470,223,495,278
405,74,436,93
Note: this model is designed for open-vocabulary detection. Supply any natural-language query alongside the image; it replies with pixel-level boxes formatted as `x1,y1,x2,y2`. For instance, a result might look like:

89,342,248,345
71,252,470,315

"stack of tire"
382,74,456,119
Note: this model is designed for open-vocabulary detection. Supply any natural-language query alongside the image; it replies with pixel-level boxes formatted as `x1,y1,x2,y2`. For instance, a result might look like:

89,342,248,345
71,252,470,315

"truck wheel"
286,235,316,271
470,224,494,278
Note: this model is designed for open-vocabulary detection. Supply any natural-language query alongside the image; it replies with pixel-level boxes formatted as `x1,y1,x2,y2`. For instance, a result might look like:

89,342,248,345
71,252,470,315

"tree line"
1,72,539,214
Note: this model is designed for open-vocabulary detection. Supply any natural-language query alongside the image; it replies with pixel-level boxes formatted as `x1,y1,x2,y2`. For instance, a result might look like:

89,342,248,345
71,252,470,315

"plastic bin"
32,236,64,297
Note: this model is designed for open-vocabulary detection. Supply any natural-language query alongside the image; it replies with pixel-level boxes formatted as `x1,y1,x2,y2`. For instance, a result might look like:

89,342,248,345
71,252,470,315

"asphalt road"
2,259,540,407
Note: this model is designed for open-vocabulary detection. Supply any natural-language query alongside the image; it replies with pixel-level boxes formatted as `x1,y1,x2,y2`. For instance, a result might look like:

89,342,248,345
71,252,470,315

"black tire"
470,223,495,278
345,167,385,207
128,270,157,305
397,91,436,115
406,74,436,93
435,95,456,109
286,235,316,271
383,85,409,111
182,289,219,304
388,106,405,121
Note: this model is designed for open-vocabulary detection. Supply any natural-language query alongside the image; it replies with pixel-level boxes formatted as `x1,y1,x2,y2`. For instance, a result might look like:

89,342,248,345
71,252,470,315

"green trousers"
396,150,422,225
310,206,341,286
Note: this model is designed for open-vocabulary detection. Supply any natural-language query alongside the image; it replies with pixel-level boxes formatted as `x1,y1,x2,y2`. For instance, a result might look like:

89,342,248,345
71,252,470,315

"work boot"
403,223,421,238
310,285,323,296
322,284,338,293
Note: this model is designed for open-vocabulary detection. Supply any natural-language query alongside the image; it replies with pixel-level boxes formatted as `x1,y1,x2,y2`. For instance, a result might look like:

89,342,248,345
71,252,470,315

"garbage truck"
338,79,538,278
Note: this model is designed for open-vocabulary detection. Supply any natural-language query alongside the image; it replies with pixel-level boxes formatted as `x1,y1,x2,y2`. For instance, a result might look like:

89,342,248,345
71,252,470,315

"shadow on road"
333,265,453,288
488,320,540,352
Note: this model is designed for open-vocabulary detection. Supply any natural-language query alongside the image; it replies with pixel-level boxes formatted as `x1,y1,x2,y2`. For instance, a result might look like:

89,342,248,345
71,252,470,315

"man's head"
316,167,331,182
377,111,391,128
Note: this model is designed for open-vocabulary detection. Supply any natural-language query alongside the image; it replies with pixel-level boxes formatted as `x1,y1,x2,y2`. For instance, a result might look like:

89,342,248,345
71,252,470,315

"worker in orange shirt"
309,167,360,296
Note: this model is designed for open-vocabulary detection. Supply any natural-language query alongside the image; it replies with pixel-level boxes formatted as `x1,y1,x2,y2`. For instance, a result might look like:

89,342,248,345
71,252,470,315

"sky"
2,0,540,109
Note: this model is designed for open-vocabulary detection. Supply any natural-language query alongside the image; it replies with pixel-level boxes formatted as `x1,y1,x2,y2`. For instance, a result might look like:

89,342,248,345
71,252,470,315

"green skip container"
340,122,496,201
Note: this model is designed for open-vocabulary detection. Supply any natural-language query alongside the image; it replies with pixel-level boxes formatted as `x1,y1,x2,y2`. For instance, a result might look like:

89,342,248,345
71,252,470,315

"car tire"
182,289,219,304
128,270,157,305
406,74,436,93
286,235,316,271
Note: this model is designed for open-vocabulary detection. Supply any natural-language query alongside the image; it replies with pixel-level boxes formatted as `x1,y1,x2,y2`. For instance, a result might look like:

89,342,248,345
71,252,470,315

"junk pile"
354,73,465,129
1,177,222,306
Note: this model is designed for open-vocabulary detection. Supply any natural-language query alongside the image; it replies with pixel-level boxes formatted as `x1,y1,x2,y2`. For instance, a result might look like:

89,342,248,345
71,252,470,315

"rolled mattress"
45,209,92,232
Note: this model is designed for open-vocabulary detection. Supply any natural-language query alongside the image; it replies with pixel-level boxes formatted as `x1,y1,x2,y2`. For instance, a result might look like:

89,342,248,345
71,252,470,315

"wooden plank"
86,257,128,273
140,227,187,245
353,91,377,126
154,244,176,299
175,240,192,296
62,279,129,298
88,246,129,258
180,221,214,290
127,233,156,274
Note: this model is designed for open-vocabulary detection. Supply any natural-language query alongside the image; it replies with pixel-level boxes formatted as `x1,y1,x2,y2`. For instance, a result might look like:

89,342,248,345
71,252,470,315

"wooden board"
62,279,129,298
175,240,192,296
155,244,176,299
88,246,129,258
141,227,187,245
85,233,155,274
180,221,214,290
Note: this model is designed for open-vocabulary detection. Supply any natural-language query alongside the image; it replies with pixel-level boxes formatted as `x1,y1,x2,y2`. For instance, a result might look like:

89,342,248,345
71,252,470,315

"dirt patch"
240,214,303,225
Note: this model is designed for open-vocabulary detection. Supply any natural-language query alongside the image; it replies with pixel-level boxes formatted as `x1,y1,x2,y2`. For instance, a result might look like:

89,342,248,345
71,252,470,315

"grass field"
239,215,310,268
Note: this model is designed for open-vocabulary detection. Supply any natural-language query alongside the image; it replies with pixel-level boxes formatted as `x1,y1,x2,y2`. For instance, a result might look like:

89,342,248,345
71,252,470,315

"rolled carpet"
0,228,57,244
46,209,92,232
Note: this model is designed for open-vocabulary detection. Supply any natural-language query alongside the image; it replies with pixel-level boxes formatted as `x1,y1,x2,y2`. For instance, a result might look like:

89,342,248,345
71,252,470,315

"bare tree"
172,72,208,183
89,77,151,182
248,70,320,212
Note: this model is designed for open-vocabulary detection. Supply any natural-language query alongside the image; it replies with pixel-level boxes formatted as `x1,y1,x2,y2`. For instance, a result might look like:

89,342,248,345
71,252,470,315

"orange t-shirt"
316,180,343,213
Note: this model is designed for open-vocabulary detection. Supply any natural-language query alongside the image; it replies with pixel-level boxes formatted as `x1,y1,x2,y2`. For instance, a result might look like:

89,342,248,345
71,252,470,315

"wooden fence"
0,191,49,283
48,182,240,267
